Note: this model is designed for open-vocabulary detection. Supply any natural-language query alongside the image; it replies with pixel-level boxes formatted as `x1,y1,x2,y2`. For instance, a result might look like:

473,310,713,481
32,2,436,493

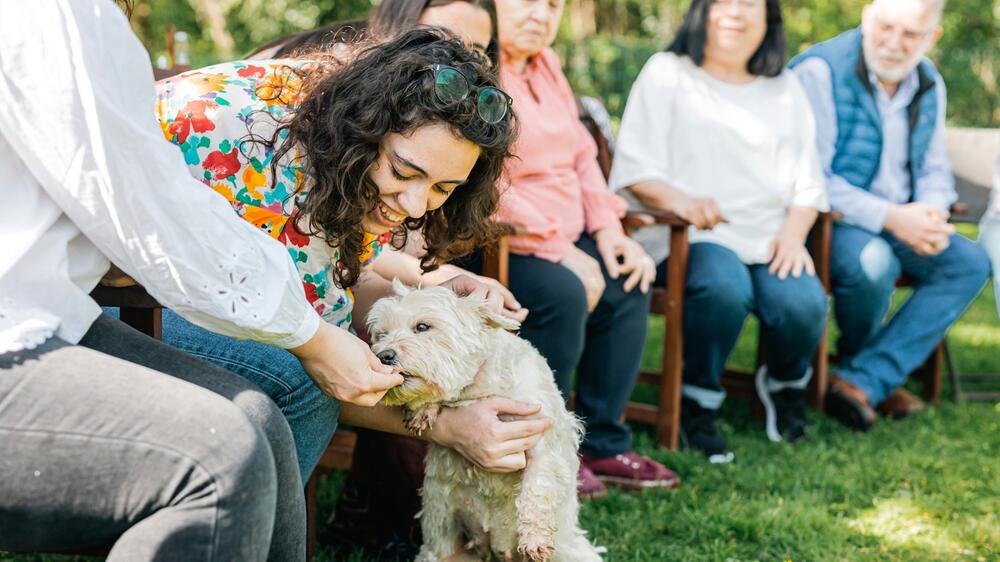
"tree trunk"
187,0,236,59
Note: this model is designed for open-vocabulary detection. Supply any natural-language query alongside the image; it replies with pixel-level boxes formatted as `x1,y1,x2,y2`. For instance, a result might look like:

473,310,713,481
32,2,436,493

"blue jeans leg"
830,223,901,364
160,309,340,482
682,243,754,409
749,263,828,387
834,228,990,404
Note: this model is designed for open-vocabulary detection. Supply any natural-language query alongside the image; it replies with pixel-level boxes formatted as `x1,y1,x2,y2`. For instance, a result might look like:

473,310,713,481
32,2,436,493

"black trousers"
466,234,651,457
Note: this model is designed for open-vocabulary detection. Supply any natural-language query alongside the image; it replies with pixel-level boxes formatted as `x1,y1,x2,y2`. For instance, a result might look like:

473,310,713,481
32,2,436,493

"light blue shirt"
794,58,956,233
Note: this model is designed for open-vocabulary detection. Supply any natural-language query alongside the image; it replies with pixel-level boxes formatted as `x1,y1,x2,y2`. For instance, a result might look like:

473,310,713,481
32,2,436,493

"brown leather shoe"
876,387,926,419
825,376,877,431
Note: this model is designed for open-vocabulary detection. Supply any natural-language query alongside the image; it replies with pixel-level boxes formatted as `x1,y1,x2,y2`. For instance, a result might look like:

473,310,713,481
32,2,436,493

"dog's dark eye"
414,322,431,333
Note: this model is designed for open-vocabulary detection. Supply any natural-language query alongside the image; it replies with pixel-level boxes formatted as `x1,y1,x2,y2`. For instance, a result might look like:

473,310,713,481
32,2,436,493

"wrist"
424,406,452,445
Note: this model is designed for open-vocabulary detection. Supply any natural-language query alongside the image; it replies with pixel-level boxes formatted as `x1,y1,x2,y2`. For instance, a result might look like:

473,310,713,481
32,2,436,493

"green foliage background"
132,0,998,126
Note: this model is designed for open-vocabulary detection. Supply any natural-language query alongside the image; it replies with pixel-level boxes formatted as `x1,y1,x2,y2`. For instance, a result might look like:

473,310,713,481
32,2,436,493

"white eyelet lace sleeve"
0,2,318,349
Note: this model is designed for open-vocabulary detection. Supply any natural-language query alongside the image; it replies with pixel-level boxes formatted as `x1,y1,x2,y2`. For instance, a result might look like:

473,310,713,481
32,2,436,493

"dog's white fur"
368,281,603,562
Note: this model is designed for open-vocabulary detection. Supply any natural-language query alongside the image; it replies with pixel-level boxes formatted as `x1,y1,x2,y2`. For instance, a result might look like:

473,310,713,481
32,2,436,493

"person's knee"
771,281,828,334
229,388,297,469
944,237,992,288
526,270,589,327
839,236,900,295
203,402,278,501
687,252,753,315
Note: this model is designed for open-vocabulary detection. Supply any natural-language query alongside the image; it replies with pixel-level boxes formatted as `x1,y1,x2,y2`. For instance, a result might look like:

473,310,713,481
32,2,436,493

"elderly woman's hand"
560,246,606,312
438,273,529,322
593,228,657,294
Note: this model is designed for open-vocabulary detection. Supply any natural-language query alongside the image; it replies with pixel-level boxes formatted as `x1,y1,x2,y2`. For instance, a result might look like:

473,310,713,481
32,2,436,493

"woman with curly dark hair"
151,29,551,492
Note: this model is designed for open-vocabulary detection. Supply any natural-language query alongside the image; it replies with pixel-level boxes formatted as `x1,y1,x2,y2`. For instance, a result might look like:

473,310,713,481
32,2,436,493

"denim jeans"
979,216,1000,319
1,315,305,561
830,223,991,404
505,235,652,458
672,242,828,409
104,307,339,482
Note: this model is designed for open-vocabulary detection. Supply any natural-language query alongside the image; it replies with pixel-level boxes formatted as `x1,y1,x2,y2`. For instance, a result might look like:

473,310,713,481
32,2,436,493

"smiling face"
495,0,565,67
419,2,494,54
362,123,481,235
704,0,768,71
861,0,942,86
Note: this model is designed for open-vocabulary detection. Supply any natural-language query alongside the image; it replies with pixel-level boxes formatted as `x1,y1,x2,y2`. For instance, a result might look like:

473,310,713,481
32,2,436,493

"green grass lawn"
6,228,999,562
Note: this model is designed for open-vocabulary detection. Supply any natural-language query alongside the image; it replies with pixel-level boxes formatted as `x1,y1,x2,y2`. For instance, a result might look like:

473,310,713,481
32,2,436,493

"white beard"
861,35,933,86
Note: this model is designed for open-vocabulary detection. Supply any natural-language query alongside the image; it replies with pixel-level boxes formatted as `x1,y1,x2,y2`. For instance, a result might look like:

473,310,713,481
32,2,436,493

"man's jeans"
161,310,340,482
674,243,828,409
831,223,991,405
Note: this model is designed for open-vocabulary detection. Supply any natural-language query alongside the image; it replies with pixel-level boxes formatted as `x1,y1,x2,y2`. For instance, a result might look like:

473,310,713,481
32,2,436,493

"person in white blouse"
0,2,547,559
608,0,829,463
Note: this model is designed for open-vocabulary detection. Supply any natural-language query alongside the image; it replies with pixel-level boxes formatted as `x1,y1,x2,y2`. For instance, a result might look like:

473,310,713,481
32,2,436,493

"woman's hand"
290,321,404,407
767,232,816,280
593,228,657,294
672,192,729,230
438,273,529,322
560,245,606,312
427,396,554,472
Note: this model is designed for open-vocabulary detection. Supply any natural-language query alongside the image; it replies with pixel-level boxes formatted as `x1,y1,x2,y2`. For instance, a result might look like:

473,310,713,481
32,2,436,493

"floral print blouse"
155,60,392,329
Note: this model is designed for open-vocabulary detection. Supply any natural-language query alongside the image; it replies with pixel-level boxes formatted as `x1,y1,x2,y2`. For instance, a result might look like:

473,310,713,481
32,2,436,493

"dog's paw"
404,405,441,435
518,533,555,562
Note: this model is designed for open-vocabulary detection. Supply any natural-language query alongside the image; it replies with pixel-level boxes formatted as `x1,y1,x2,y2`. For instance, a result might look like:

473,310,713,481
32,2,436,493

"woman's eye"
433,185,454,196
391,166,413,181
414,322,431,333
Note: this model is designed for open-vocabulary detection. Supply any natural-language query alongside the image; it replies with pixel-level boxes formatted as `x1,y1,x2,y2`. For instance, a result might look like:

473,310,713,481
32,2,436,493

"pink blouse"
497,48,626,262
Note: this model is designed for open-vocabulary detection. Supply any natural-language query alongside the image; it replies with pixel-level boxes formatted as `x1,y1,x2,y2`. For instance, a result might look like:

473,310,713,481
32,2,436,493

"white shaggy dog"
367,281,603,562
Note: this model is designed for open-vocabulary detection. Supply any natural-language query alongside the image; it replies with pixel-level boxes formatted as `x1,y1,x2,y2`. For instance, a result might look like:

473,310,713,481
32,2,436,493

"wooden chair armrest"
622,210,689,237
950,202,969,217
494,221,529,238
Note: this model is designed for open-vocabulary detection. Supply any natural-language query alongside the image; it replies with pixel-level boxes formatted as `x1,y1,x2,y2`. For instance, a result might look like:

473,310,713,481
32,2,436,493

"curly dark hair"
259,28,516,289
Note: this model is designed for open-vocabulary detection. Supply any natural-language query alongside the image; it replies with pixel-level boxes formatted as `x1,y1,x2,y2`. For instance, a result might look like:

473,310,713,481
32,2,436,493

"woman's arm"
629,180,728,230
340,399,553,473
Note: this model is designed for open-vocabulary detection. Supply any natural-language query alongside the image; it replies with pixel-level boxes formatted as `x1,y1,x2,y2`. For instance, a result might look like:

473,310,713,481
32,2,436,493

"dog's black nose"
377,350,397,366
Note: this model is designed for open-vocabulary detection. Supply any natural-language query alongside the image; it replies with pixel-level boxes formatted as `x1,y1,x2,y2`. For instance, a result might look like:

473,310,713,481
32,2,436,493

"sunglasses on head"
427,64,512,124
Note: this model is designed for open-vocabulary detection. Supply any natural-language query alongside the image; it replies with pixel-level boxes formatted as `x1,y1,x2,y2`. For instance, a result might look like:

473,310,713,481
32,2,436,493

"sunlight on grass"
848,496,966,556
950,322,1000,347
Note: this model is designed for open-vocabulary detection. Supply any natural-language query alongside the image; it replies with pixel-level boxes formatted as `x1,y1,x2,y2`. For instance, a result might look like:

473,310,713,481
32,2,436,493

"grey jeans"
0,314,306,561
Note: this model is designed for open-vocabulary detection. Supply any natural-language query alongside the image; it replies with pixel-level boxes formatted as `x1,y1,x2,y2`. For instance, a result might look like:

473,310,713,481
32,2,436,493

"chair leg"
808,323,829,412
919,342,945,404
944,338,962,402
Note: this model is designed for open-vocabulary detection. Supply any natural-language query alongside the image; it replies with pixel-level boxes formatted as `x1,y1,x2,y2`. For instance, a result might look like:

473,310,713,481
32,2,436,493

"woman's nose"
396,184,431,218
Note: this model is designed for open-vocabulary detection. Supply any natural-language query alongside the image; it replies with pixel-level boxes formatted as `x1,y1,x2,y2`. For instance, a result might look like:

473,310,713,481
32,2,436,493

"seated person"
154,29,550,494
979,153,1000,318
493,0,678,498
792,0,991,430
609,0,829,462
1,2,340,557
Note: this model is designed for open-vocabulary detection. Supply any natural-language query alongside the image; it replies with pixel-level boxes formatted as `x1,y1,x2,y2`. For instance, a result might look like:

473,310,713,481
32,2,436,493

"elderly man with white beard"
791,0,990,431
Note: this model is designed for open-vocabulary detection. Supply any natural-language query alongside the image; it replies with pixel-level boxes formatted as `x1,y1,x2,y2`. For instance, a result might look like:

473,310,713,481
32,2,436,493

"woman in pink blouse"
494,0,678,498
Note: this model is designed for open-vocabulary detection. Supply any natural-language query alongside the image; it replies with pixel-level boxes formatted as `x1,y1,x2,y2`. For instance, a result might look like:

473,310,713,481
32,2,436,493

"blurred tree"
132,0,998,127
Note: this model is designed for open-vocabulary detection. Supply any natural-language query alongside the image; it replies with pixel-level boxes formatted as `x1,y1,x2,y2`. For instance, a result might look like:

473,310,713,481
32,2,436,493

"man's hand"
290,322,404,407
428,396,554,472
593,228,656,293
884,203,954,256
560,245,606,312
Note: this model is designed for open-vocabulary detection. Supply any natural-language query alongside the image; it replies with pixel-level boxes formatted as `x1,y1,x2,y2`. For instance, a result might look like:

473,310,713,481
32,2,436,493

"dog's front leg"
515,444,560,561
404,404,442,435
416,478,462,562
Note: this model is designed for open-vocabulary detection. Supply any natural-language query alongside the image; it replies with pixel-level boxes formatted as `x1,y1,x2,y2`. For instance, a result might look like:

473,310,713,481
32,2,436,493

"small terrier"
368,281,603,562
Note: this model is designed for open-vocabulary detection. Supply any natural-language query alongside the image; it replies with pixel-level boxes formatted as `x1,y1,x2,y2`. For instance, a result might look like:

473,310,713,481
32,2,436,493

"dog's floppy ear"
391,277,413,297
473,299,521,331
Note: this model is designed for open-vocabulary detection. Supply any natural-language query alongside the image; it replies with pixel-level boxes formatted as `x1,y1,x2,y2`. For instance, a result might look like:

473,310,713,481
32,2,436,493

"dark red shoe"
576,463,608,499
581,451,681,492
